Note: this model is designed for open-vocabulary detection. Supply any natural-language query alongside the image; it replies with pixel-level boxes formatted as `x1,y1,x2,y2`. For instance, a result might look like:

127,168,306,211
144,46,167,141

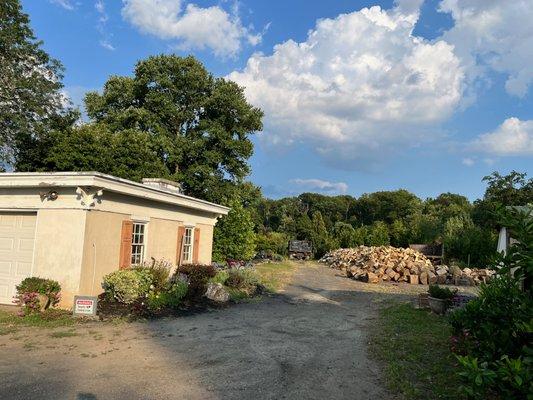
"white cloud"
439,0,533,97
95,1,115,51
49,0,75,10
121,0,260,58
462,157,475,166
291,179,348,195
471,118,533,156
229,1,464,169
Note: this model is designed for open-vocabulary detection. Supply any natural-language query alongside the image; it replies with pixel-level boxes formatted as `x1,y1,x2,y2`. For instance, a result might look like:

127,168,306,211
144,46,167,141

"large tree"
20,55,263,204
0,0,72,167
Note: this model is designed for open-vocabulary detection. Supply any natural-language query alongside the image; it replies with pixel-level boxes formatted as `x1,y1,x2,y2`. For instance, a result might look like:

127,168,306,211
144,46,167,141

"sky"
23,0,533,201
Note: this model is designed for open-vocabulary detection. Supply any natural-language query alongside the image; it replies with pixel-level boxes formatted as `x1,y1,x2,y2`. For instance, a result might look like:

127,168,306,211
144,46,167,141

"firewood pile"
319,246,494,286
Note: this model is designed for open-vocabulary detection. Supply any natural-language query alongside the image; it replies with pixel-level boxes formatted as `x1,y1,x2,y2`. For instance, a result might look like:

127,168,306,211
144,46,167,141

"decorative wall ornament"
76,187,104,208
39,190,59,202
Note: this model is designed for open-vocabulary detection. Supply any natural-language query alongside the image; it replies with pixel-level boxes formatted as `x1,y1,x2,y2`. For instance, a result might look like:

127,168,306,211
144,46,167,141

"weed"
50,330,78,338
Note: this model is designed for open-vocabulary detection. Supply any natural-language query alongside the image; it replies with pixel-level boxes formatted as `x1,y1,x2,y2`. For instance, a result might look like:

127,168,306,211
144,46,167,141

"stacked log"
319,246,493,286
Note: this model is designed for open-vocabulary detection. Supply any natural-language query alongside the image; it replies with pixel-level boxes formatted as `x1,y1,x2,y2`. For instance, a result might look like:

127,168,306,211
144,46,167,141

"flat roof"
0,172,229,216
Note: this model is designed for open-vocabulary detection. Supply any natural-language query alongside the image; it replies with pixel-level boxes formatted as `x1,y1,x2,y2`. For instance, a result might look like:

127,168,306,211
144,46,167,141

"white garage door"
0,212,37,305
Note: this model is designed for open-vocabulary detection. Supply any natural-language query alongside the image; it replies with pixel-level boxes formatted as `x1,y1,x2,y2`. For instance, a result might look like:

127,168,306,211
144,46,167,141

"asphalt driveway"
0,264,393,400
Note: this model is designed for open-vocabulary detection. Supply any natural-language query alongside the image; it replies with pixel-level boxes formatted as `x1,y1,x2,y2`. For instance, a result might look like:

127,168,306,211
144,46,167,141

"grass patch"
255,261,297,292
369,302,462,400
50,330,78,338
226,287,252,302
0,308,79,329
0,325,18,336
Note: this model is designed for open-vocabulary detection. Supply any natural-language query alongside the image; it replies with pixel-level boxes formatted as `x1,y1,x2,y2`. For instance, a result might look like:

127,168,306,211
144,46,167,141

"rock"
428,271,438,285
205,283,229,302
419,271,428,285
37,294,50,312
409,275,419,285
450,265,462,277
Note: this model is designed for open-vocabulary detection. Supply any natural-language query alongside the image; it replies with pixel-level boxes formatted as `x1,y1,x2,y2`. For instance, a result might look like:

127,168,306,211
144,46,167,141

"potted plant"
428,284,456,314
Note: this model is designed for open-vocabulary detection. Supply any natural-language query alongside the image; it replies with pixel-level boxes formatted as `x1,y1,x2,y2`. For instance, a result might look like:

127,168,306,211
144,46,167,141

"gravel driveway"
0,264,393,400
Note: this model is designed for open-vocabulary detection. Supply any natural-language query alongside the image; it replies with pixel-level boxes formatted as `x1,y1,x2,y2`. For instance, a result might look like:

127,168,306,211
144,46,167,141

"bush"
255,232,289,256
443,217,497,267
225,268,260,289
447,206,533,399
102,269,152,304
209,270,229,285
449,277,532,398
132,260,171,291
428,284,456,300
175,263,216,299
146,280,188,311
449,276,531,362
15,277,61,314
213,200,256,262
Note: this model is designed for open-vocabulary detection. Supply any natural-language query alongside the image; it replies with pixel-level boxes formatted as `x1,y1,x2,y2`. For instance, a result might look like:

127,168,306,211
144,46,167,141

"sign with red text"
73,296,97,316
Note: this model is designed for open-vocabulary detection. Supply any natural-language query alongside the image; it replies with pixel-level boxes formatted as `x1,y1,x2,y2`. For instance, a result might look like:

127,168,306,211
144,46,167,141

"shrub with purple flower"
14,277,62,315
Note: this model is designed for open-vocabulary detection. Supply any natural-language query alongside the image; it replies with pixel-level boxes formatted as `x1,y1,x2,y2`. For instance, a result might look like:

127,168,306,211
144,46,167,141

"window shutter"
176,226,185,266
119,220,133,269
193,227,201,263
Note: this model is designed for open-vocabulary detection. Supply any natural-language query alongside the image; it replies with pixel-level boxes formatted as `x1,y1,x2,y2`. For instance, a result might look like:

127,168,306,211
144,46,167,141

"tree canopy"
16,55,263,204
0,0,73,167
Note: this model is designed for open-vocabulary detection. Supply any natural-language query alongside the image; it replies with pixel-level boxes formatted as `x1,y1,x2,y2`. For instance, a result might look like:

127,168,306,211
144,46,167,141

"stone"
450,265,462,277
409,275,419,285
205,283,230,302
419,271,428,285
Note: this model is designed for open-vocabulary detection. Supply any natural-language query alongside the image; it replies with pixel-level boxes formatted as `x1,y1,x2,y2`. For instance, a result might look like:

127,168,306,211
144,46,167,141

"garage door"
0,213,37,304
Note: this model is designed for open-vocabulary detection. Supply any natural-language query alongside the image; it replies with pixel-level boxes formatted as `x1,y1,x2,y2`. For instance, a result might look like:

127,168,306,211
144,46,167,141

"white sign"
73,296,97,316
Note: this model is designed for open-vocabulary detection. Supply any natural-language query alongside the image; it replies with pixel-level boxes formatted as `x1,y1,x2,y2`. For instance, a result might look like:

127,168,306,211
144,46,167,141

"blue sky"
24,0,532,200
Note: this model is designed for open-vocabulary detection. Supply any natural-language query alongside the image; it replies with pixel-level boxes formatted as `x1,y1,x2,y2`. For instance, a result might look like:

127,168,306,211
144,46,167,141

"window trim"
131,221,148,265
182,226,194,264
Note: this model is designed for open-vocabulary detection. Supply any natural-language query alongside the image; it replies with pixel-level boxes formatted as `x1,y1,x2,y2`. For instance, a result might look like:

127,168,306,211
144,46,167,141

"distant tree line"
251,171,533,266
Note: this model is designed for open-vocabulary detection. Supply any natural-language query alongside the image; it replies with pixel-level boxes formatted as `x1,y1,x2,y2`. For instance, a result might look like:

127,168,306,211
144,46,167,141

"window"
182,227,193,263
131,222,146,265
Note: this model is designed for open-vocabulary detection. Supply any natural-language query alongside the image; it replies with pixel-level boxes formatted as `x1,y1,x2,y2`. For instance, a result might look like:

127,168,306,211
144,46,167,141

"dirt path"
0,264,395,400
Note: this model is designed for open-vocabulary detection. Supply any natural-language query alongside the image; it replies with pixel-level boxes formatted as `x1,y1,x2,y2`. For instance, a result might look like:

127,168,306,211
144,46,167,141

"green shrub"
449,276,530,362
255,232,289,256
102,269,151,304
175,264,216,299
449,278,532,398
209,270,229,285
132,260,171,291
146,280,188,311
448,206,533,399
225,268,260,289
428,284,456,300
15,277,61,314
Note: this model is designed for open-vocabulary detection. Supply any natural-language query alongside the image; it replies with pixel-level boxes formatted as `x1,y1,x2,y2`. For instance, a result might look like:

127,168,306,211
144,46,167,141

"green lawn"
369,302,462,400
0,308,80,331
255,261,297,292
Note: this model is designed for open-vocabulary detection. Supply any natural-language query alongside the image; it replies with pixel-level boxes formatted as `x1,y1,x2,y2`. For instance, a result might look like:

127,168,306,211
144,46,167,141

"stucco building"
0,172,229,307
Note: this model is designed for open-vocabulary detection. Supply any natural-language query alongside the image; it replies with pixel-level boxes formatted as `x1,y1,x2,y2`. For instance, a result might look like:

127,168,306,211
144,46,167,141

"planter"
428,296,449,315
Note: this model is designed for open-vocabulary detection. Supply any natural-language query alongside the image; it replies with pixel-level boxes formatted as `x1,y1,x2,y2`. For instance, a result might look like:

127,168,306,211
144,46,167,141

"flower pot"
428,296,448,315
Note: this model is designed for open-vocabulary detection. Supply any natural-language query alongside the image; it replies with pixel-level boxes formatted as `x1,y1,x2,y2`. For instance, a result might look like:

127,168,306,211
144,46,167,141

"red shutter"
193,227,201,263
176,226,185,266
119,220,133,269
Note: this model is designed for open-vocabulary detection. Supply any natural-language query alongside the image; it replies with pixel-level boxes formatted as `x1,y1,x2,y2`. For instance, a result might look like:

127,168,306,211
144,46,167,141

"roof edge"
0,172,230,215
